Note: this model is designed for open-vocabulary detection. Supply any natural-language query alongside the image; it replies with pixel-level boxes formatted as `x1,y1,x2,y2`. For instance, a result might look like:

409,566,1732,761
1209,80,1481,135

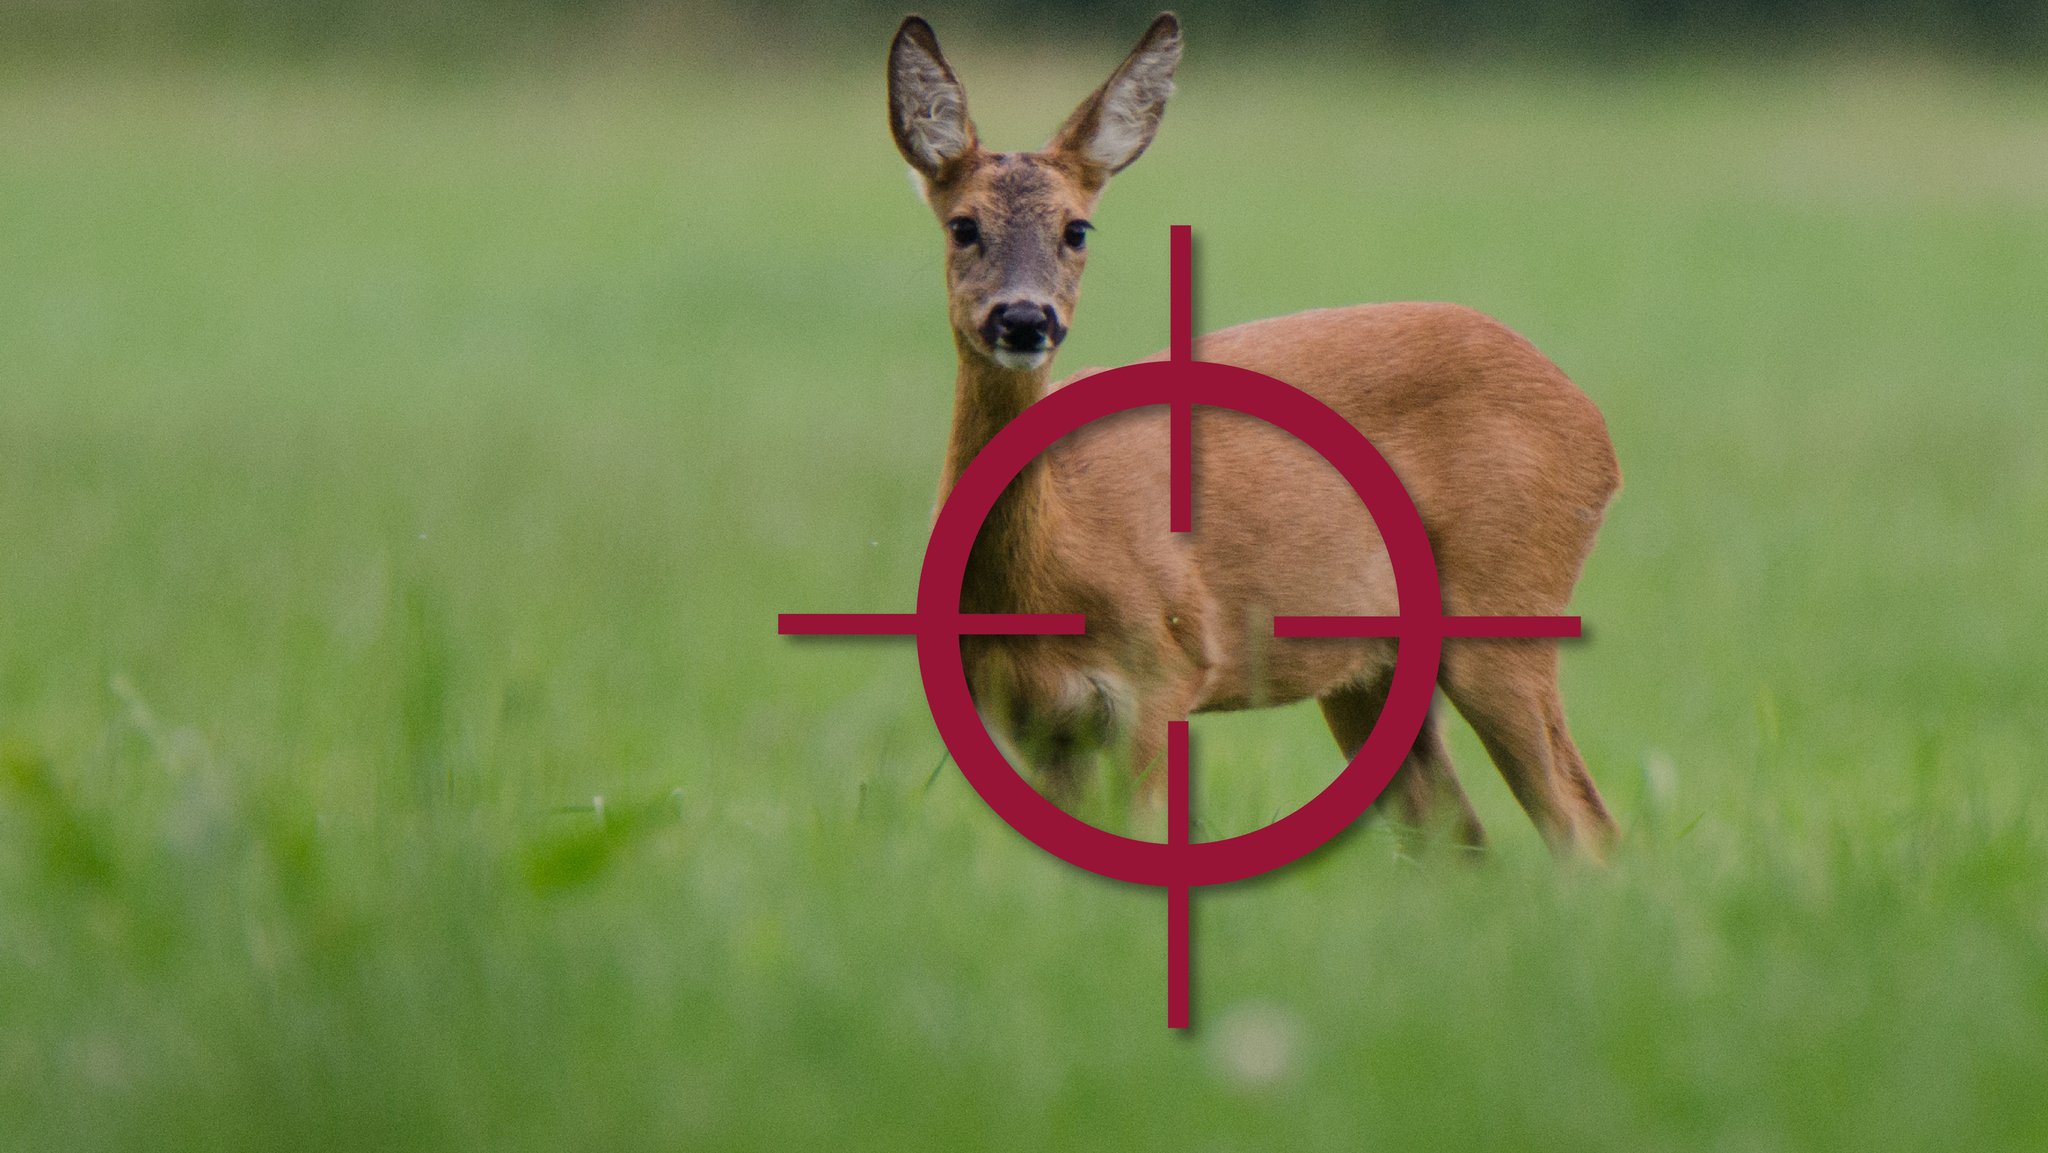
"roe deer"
888,12,1621,855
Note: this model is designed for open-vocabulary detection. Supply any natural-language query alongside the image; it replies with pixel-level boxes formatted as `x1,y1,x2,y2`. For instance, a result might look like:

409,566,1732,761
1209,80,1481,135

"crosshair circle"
916,356,1447,889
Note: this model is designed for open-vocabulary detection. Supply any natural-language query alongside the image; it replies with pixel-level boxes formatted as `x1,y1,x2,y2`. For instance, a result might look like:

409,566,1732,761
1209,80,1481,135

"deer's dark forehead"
983,154,1067,216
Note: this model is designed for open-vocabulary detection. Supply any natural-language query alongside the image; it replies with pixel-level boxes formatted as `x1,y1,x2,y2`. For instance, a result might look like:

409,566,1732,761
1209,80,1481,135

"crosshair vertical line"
1169,225,1193,361
1170,400,1193,534
1166,229,1195,1021
1169,224,1195,533
1166,719,1191,1029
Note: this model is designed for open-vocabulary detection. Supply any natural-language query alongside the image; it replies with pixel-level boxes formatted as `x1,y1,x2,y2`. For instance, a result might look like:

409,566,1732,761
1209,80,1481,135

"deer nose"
984,301,1061,351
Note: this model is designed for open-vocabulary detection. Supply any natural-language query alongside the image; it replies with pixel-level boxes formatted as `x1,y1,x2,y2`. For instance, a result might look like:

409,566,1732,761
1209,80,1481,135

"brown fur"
888,14,1621,855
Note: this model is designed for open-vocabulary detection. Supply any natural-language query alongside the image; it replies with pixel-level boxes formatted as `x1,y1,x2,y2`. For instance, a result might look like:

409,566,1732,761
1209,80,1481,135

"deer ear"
1047,13,1181,181
889,16,977,181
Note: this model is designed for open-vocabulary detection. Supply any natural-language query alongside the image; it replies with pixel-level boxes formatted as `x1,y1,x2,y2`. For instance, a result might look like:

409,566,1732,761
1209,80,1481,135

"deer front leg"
1127,682,1201,840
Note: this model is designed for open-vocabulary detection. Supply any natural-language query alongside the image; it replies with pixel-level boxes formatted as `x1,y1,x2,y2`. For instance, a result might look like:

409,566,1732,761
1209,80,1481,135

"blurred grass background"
5,0,2046,60
3,4,2047,1149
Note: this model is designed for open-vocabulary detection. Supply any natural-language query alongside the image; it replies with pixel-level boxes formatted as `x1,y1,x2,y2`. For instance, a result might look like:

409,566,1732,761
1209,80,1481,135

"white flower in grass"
1209,1000,1302,1089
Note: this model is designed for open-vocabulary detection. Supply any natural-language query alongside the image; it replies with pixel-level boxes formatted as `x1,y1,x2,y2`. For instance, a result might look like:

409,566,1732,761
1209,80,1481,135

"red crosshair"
780,226,1580,1029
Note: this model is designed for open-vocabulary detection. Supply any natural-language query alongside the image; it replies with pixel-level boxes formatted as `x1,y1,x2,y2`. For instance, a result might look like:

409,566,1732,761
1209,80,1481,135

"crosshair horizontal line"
782,612,1576,639
777,612,1088,637
1275,614,1582,639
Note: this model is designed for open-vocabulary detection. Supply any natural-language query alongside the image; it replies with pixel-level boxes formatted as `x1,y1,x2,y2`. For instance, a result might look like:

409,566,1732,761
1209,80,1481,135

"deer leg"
1032,735,1091,811
1439,641,1616,858
1126,682,1201,839
1319,681,1485,851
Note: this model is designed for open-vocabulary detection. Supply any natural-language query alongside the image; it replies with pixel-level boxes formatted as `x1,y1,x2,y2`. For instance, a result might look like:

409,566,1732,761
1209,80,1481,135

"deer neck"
937,344,1067,615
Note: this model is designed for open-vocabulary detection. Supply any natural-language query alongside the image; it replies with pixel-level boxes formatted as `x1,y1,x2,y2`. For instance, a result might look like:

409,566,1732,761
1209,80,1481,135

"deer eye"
947,217,980,248
1063,221,1092,251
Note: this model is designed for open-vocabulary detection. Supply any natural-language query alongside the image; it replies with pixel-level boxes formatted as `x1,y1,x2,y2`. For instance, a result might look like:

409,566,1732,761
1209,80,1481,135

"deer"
886,12,1622,856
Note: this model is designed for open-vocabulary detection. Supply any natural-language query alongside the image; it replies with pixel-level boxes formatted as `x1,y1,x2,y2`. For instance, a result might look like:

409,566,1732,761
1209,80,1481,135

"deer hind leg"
1439,640,1617,858
1319,681,1485,851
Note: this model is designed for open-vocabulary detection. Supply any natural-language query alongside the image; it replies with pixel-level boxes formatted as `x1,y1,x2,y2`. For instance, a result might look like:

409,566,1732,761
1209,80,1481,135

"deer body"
892,14,1620,854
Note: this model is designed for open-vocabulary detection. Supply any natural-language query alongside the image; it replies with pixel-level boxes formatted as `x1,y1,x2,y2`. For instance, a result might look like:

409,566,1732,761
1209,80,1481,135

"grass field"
3,45,2047,1150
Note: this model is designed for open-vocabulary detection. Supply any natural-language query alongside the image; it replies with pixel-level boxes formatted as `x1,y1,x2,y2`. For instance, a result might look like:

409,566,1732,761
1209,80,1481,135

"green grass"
3,49,2047,1150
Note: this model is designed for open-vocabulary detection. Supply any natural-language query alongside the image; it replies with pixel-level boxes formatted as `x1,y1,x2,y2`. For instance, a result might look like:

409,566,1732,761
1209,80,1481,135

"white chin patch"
992,348,1051,371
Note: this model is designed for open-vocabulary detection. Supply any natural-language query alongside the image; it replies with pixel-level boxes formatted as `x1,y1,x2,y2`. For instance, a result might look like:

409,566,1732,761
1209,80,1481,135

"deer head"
888,13,1182,372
